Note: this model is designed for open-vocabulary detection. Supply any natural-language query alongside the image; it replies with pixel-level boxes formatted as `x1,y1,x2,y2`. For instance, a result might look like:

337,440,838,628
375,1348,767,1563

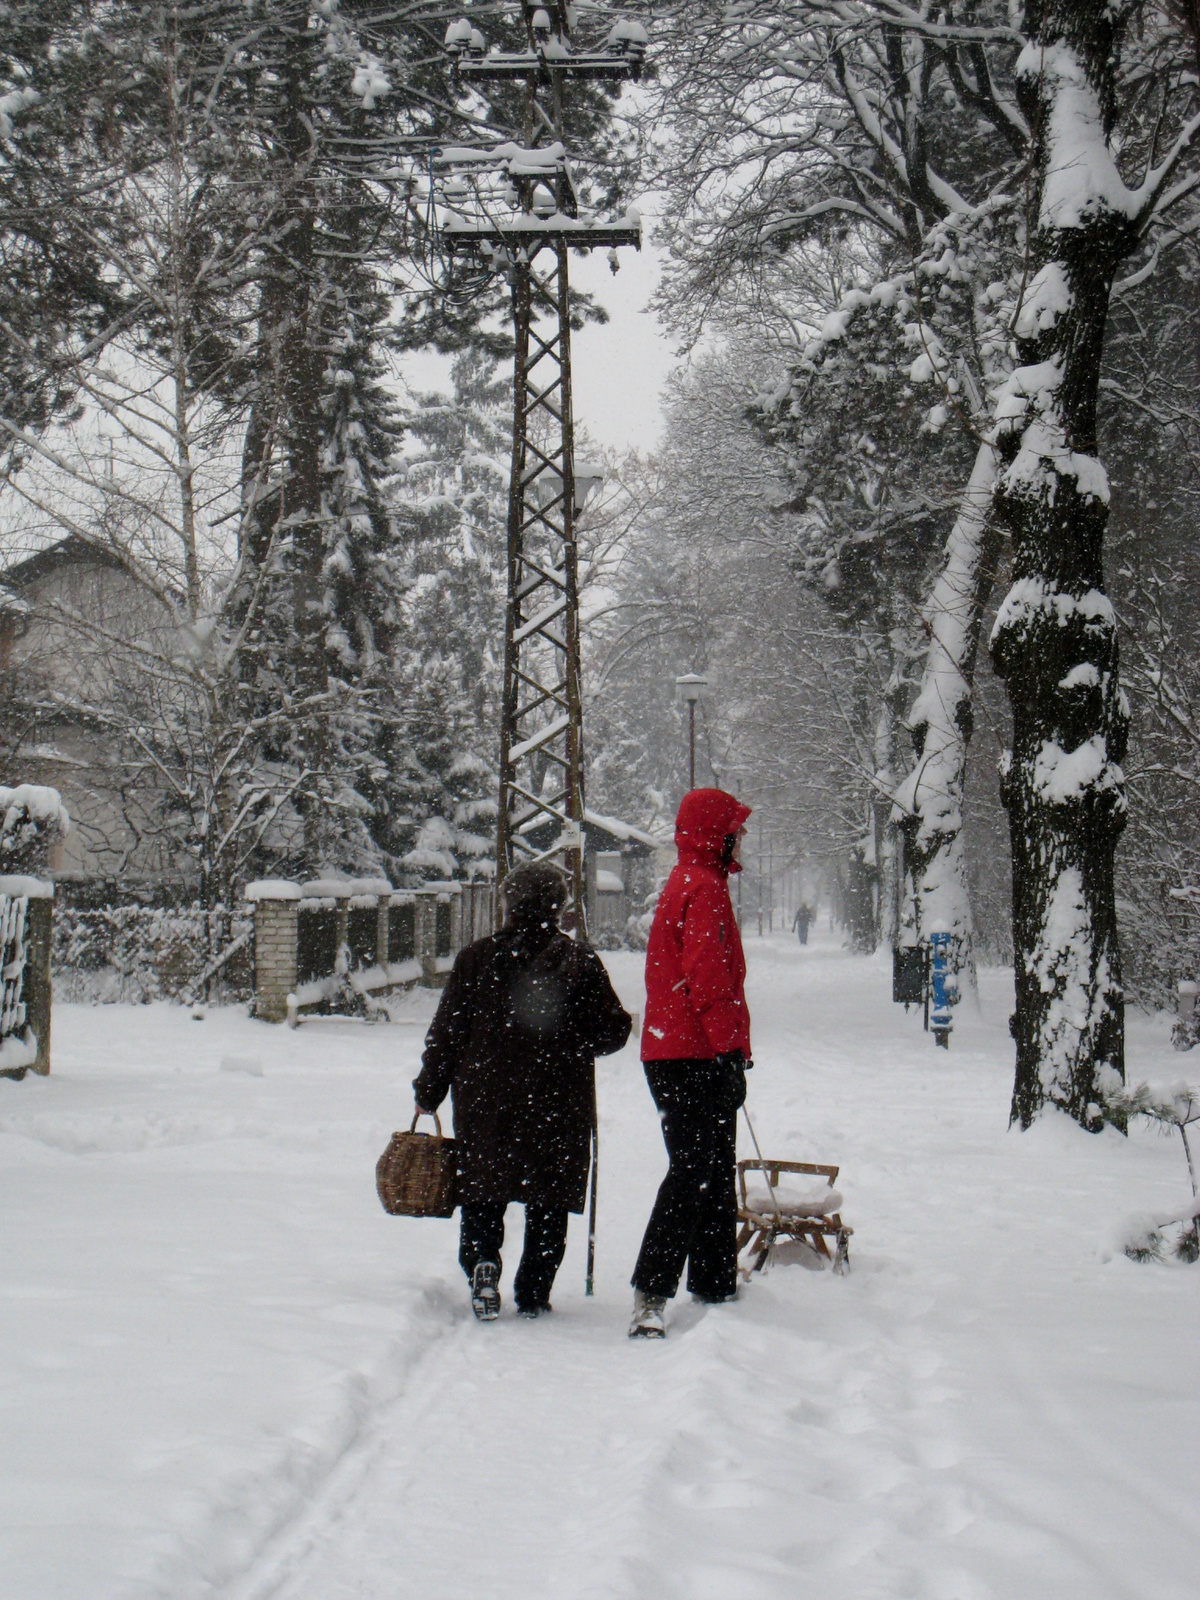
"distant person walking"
793,902,813,945
629,789,752,1338
414,862,630,1321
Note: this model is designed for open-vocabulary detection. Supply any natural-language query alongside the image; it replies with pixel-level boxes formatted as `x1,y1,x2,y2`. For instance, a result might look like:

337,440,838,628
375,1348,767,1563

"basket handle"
409,1109,444,1136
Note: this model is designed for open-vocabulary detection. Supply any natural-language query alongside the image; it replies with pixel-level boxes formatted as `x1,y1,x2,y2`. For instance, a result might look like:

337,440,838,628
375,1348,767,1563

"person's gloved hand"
715,1049,748,1108
411,1078,441,1118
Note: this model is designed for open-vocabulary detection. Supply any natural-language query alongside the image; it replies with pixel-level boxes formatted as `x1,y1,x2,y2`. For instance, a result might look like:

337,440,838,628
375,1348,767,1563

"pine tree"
0,2,134,454
383,349,510,881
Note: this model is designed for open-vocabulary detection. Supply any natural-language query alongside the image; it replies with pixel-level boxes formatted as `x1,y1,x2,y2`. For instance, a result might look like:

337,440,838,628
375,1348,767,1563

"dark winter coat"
413,921,631,1211
642,788,752,1062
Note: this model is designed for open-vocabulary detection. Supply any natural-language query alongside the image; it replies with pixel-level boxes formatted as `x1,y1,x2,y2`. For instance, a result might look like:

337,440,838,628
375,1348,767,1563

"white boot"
628,1290,667,1338
471,1261,501,1321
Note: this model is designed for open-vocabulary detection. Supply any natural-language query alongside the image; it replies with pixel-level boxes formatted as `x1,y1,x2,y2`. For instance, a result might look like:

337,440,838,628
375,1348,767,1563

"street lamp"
572,461,605,515
675,672,709,791
524,461,604,515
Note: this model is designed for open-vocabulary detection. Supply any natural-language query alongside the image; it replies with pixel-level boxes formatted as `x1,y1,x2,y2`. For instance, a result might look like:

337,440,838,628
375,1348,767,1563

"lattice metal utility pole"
443,4,645,934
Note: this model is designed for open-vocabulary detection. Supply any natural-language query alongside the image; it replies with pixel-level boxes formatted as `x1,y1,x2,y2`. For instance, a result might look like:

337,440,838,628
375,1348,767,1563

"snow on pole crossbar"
434,4,646,935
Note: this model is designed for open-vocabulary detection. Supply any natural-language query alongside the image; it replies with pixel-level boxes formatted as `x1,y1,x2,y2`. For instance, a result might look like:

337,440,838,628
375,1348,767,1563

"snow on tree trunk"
989,9,1138,1128
873,638,920,952
895,441,999,992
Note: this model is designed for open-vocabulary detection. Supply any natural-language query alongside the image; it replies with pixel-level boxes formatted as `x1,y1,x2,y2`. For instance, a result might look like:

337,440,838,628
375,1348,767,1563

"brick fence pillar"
25,896,52,1075
414,893,437,985
252,896,299,1023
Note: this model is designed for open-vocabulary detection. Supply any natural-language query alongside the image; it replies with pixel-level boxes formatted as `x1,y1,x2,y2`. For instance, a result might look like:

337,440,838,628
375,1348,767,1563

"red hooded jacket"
641,789,752,1061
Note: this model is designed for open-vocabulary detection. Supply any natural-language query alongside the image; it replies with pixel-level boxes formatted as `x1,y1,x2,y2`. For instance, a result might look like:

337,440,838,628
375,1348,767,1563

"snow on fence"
0,875,53,1078
0,783,65,1075
246,878,494,1023
52,903,254,1005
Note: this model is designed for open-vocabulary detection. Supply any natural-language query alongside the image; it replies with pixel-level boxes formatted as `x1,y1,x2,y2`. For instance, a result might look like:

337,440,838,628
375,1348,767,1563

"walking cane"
585,1108,599,1296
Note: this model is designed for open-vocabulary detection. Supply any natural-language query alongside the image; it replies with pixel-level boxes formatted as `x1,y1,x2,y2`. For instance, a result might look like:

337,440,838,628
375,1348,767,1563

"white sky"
400,213,677,456
567,224,676,454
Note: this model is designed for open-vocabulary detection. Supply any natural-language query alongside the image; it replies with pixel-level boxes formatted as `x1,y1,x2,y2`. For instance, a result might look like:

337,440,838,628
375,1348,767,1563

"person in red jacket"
629,787,752,1337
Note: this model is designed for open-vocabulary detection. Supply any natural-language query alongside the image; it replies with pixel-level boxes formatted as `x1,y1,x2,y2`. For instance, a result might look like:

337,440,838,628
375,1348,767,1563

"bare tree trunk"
873,694,901,950
872,641,915,951
990,3,1136,1127
843,834,878,953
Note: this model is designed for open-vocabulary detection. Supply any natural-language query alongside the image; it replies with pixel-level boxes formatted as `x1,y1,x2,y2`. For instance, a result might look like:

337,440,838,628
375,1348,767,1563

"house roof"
0,536,127,592
517,807,660,857
583,808,661,852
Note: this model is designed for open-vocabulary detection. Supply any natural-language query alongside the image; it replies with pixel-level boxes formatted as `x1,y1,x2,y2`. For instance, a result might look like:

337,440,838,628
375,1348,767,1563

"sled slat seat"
736,1159,852,1274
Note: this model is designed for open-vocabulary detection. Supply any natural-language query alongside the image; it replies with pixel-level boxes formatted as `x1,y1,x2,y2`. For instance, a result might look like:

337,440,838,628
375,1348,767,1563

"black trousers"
459,1201,570,1311
631,1059,739,1302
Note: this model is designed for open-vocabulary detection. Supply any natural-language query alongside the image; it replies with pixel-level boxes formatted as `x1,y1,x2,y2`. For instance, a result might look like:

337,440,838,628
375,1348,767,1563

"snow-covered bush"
1117,1204,1200,1265
0,785,69,873
1104,1077,1199,1262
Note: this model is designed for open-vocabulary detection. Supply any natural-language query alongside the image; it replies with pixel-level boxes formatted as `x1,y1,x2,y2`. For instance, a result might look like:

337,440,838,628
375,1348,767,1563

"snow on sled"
736,1160,852,1276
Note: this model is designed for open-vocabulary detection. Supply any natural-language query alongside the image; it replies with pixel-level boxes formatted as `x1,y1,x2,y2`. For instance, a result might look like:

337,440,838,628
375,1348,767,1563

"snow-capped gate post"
989,0,1200,1127
245,882,301,1024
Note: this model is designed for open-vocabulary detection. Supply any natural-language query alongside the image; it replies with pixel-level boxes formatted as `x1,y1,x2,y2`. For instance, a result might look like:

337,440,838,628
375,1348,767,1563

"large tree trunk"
895,441,1000,994
277,48,327,707
872,692,902,951
872,624,923,952
989,3,1136,1127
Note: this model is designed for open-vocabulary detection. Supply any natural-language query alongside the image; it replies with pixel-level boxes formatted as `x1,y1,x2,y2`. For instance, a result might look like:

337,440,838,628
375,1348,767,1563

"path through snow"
2,935,1197,1599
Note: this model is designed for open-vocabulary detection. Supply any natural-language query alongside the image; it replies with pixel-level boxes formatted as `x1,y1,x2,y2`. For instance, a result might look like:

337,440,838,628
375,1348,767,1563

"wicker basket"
376,1112,458,1217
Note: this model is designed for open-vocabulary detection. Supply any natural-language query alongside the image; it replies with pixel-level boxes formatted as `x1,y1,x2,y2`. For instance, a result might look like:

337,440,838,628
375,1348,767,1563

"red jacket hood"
674,788,752,875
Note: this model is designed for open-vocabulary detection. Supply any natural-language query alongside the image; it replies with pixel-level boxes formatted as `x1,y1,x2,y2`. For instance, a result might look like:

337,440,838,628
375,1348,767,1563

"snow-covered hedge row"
53,904,253,1005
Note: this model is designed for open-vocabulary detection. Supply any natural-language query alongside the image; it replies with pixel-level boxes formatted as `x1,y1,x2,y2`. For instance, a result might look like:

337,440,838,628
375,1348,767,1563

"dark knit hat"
502,860,569,924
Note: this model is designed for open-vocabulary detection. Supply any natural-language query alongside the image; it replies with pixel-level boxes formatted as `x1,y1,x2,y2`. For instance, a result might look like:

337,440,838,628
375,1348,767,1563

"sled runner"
736,1160,852,1275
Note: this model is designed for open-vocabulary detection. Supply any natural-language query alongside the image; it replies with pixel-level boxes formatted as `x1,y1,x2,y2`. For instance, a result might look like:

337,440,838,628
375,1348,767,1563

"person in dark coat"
629,788,753,1338
413,861,631,1321
793,903,813,945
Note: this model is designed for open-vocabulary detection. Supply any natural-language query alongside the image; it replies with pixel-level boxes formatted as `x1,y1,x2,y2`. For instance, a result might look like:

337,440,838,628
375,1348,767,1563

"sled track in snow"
211,1284,466,1600
215,1268,977,1600
220,1294,702,1600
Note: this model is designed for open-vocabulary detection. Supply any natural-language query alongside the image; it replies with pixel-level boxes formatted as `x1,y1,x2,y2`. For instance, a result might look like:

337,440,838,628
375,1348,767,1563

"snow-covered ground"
2,932,1197,1600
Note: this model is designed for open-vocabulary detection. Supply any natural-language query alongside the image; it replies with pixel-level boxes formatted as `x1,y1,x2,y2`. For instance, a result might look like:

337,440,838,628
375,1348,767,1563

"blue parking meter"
929,930,953,1048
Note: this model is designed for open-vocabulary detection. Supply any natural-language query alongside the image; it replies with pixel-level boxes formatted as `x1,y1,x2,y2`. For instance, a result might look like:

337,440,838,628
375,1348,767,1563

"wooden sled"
736,1159,852,1276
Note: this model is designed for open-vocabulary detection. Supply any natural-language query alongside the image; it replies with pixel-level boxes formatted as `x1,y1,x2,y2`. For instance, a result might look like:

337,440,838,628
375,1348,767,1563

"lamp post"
675,673,709,791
